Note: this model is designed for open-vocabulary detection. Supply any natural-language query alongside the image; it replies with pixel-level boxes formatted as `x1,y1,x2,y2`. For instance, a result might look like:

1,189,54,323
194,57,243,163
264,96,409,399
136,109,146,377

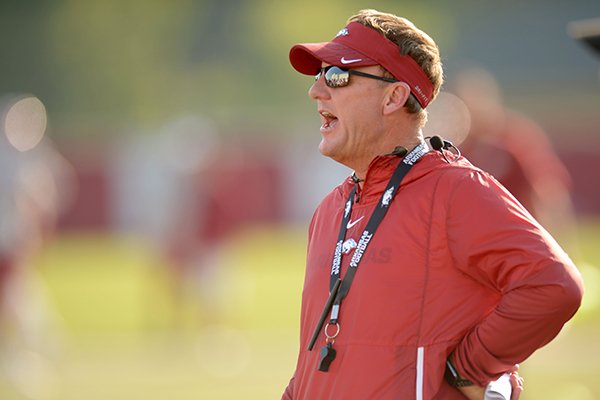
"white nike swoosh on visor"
347,216,364,229
340,57,363,64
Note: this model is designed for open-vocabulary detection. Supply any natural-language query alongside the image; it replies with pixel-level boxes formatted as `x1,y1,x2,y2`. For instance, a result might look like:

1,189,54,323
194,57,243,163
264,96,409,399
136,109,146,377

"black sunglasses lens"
324,67,350,87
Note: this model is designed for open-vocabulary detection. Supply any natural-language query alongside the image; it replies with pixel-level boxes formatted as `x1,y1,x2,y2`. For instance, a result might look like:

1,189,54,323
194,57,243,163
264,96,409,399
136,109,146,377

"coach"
282,9,584,400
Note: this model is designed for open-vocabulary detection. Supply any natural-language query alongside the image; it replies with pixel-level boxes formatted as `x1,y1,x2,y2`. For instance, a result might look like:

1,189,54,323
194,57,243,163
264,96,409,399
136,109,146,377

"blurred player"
450,66,579,252
0,94,75,397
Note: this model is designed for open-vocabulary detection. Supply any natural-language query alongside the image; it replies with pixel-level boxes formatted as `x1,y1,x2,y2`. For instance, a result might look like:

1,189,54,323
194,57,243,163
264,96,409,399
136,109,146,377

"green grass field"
0,220,598,399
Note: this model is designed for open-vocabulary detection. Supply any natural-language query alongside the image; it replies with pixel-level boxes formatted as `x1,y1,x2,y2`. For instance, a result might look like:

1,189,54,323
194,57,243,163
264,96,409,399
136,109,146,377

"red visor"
289,22,434,108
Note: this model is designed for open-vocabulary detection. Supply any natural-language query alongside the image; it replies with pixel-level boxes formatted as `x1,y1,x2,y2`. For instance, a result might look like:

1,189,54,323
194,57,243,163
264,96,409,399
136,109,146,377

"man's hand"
508,367,524,399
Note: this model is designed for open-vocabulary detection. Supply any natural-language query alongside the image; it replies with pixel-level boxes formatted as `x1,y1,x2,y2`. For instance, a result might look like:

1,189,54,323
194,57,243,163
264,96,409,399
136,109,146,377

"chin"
318,144,348,167
318,139,335,158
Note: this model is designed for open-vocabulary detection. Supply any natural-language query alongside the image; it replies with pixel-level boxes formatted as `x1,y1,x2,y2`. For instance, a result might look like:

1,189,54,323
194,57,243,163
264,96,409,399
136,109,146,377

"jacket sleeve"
445,170,584,386
281,376,295,400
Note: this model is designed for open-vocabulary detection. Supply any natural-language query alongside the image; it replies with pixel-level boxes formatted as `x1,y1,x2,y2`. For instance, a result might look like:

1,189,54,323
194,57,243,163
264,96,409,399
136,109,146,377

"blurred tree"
0,2,57,105
0,0,596,136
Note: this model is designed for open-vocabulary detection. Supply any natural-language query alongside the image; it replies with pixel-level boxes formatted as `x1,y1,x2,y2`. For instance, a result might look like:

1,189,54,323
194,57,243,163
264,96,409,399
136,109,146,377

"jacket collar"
339,149,445,204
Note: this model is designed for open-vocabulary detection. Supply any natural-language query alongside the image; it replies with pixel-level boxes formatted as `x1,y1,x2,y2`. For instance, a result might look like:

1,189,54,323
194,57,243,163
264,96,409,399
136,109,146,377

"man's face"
309,63,390,168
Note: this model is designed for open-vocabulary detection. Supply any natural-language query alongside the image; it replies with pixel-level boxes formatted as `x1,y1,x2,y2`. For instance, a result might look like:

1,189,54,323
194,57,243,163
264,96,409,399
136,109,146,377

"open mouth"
319,110,338,131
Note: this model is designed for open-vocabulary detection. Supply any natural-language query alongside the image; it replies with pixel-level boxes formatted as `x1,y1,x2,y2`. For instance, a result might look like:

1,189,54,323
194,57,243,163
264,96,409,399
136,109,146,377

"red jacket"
283,150,583,399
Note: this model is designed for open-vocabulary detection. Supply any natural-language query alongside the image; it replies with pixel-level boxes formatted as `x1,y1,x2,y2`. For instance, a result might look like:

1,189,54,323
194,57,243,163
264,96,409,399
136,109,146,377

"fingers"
509,371,524,400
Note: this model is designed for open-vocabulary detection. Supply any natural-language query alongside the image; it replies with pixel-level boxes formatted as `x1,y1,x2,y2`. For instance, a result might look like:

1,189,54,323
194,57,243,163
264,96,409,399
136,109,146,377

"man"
283,9,584,400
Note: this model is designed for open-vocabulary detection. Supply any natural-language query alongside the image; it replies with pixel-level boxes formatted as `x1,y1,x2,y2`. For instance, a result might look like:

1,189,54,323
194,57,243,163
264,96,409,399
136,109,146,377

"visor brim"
289,42,377,75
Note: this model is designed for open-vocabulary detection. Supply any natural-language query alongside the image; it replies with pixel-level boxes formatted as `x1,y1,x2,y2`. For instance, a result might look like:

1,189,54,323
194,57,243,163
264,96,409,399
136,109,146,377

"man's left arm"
446,171,584,387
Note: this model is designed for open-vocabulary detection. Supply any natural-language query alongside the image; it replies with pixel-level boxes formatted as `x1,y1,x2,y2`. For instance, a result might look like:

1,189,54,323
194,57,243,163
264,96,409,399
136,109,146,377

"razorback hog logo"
342,238,357,254
336,27,349,37
382,186,394,207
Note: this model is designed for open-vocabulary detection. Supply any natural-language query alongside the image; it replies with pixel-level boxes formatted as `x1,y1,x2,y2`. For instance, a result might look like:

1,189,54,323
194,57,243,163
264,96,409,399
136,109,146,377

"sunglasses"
315,65,399,88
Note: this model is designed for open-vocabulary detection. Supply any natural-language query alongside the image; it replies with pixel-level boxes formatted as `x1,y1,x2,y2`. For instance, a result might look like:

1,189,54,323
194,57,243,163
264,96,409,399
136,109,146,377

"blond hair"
347,9,444,126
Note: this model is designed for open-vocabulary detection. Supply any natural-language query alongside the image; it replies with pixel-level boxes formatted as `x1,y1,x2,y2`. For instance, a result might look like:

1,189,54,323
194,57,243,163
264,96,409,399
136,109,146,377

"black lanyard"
308,142,429,353
329,141,429,322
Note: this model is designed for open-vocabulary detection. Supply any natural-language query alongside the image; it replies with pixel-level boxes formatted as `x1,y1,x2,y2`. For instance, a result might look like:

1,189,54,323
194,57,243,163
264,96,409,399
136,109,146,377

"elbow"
555,269,584,319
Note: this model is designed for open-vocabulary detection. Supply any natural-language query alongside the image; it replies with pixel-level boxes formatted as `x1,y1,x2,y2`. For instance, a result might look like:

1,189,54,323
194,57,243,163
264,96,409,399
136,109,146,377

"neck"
352,137,424,184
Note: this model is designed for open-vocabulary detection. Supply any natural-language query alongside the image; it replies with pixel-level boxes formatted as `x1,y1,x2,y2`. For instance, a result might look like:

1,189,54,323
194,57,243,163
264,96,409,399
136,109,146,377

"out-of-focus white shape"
158,115,220,173
4,96,48,152
5,350,61,400
423,91,471,146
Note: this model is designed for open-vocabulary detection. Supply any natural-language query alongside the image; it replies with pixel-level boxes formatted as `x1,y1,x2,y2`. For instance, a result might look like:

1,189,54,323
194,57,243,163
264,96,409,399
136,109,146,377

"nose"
308,73,330,101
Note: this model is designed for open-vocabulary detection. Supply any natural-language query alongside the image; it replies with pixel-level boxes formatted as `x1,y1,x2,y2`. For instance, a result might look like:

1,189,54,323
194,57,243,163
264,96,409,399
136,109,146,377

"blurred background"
0,1,599,399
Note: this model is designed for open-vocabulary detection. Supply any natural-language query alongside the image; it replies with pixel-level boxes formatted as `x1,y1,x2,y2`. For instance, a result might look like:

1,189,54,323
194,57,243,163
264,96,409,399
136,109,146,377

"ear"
382,82,411,115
